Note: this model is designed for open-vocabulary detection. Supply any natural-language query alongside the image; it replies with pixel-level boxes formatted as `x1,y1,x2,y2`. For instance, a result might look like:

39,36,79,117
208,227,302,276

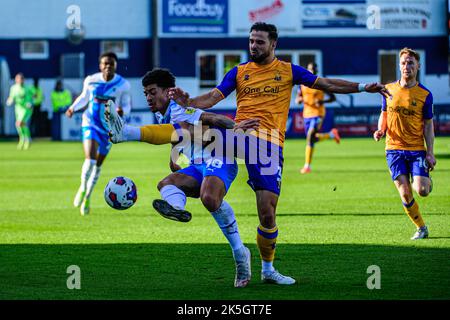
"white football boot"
73,187,86,208
105,99,125,143
261,269,296,285
411,226,429,240
234,246,251,288
80,197,90,216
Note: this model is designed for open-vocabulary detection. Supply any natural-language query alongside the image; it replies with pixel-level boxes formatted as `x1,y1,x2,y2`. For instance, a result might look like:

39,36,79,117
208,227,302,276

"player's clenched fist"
373,130,385,141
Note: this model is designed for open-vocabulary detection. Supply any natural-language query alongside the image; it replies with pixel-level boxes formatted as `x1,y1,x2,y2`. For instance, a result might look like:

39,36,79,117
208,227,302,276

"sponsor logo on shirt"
388,106,416,116
243,86,280,95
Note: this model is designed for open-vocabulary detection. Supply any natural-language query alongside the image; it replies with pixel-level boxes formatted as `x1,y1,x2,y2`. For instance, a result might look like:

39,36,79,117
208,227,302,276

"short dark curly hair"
142,68,176,88
250,22,278,41
99,52,118,63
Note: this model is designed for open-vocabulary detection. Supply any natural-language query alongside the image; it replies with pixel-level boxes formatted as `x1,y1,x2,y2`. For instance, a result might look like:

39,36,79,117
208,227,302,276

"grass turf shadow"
0,243,449,300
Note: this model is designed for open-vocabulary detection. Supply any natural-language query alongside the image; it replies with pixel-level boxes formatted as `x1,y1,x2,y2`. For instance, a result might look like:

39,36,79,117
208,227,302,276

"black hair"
99,52,118,63
54,79,63,91
250,22,278,41
141,68,176,88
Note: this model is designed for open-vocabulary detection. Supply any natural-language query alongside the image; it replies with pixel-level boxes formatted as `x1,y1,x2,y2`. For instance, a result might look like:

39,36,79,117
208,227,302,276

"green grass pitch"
0,137,449,300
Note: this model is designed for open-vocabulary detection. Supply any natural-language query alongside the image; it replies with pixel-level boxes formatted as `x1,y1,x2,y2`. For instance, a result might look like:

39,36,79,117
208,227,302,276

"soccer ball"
104,176,137,210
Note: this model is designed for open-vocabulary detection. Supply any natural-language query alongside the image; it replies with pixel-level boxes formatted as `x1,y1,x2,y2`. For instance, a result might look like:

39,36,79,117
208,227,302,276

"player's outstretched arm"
199,112,260,131
314,78,391,99
66,77,91,118
424,119,436,171
373,111,387,141
168,87,223,110
200,112,235,129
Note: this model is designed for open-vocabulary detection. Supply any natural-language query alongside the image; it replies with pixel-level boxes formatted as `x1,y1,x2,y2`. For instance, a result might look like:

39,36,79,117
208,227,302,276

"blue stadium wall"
159,36,448,76
0,39,152,78
0,36,446,78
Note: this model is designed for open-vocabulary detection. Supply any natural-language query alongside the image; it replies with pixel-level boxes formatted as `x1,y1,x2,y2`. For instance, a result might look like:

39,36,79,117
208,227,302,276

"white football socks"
124,125,141,141
80,159,96,192
262,260,275,273
211,201,244,252
85,165,101,198
160,185,187,210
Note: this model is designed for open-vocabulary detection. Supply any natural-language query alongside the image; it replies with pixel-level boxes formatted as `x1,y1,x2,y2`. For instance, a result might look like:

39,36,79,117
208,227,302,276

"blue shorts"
177,159,238,192
304,116,323,135
386,150,429,181
242,136,284,196
82,126,112,156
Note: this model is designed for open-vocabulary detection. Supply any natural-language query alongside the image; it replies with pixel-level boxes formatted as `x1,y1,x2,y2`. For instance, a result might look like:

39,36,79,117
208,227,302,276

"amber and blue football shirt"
382,81,433,151
215,58,318,147
299,85,325,119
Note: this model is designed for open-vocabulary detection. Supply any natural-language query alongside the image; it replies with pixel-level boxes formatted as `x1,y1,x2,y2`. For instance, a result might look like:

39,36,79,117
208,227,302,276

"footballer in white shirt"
66,52,131,215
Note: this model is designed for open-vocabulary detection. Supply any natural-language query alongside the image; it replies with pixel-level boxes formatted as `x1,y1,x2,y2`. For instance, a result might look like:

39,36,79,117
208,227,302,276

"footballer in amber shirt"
215,58,318,147
300,85,326,118
382,81,433,151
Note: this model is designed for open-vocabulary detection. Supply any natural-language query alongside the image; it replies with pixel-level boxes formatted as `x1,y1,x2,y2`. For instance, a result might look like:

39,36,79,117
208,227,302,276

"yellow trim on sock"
258,225,278,233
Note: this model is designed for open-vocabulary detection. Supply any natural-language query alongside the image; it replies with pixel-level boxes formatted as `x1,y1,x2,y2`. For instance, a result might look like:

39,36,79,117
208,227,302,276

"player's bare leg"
394,175,414,204
394,175,428,240
411,175,432,197
256,190,295,285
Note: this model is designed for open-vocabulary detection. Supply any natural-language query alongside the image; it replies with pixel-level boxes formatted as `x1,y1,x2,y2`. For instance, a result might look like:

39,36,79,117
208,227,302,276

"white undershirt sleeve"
70,76,91,112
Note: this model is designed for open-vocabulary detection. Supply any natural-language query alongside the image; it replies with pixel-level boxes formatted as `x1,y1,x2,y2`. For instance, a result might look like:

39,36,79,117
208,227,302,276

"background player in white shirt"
65,52,131,215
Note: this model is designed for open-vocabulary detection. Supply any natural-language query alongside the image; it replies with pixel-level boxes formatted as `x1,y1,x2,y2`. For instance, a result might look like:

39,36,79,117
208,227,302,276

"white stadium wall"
0,0,150,39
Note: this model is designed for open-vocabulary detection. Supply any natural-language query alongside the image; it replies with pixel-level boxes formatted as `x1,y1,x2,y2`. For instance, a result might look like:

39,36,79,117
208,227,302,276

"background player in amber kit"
374,48,435,240
295,62,338,174
170,22,390,285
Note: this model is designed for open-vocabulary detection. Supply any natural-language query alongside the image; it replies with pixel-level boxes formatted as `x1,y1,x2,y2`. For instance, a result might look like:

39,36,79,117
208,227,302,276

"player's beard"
250,50,270,63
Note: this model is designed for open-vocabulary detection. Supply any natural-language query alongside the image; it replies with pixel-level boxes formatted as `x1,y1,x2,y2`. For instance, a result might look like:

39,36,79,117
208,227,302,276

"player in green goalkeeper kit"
6,73,34,150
